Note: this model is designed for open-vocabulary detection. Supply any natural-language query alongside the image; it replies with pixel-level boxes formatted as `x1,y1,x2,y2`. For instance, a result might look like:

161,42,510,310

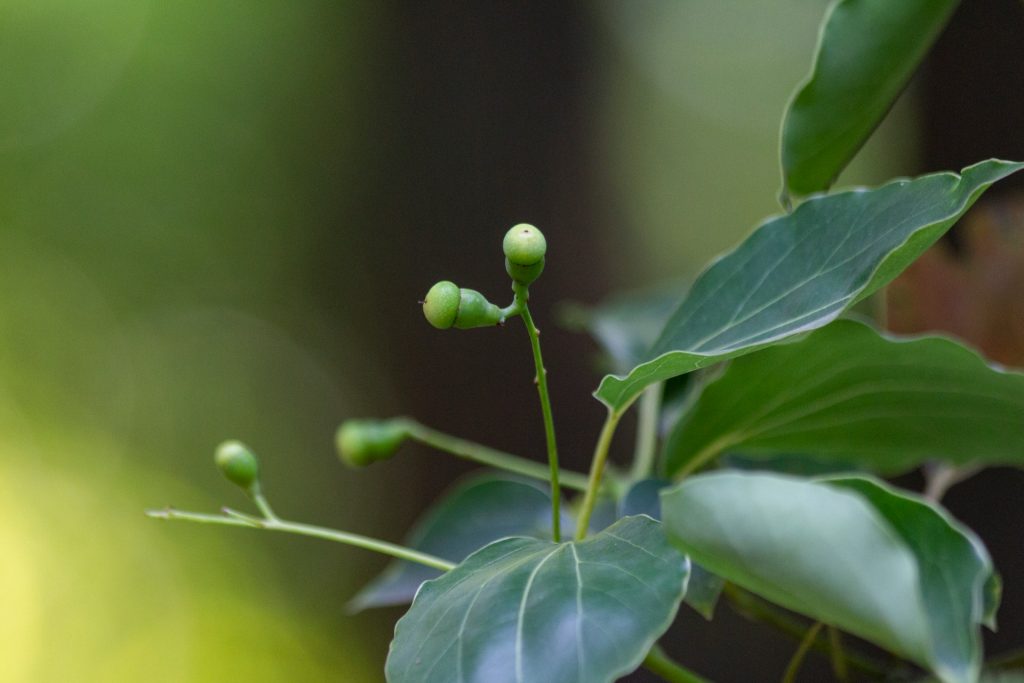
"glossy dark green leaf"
781,0,957,197
595,160,1024,412
664,319,1024,477
348,477,558,612
386,516,689,683
661,472,994,683
619,478,723,619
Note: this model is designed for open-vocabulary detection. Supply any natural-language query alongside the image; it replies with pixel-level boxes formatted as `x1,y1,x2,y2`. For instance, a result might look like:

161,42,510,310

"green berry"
422,281,502,329
336,418,410,467
423,280,461,329
503,224,546,284
215,440,260,490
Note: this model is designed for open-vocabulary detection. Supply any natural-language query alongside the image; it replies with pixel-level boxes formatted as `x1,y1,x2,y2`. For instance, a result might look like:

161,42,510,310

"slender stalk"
827,626,849,682
403,420,589,491
575,407,627,541
643,644,712,683
630,383,663,480
923,462,979,502
513,281,562,542
987,645,1024,669
673,434,737,480
723,584,892,679
250,484,279,521
781,622,823,683
147,507,456,571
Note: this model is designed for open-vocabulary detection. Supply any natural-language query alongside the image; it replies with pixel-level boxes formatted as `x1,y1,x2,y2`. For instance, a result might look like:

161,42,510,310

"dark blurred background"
1,1,1022,681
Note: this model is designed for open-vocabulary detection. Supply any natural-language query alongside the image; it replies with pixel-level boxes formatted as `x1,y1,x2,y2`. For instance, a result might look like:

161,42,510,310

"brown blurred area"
890,198,1024,367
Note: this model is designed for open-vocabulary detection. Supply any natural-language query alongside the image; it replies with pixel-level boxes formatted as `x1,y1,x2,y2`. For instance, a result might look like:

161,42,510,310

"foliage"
151,2,1024,682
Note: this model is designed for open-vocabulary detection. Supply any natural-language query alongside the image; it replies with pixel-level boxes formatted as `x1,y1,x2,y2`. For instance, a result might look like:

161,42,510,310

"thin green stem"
630,383,663,480
987,645,1024,669
250,483,279,521
147,507,455,571
403,421,589,491
643,645,712,683
222,507,263,525
514,282,562,542
827,626,849,682
781,621,823,683
575,407,627,541
674,435,737,480
723,584,893,679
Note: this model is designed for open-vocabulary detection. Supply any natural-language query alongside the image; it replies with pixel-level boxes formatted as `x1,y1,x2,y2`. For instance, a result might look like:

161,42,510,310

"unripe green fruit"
215,440,260,490
503,224,546,284
422,281,502,329
336,418,410,467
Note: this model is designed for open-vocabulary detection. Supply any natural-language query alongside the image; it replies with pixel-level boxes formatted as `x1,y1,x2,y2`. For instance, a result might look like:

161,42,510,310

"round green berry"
336,418,410,467
215,440,260,490
503,224,546,284
503,224,547,265
423,280,461,329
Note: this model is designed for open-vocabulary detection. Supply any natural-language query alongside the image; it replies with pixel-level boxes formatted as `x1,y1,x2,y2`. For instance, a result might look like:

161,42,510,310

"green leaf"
619,478,723,619
386,516,689,683
661,472,995,683
663,319,1024,477
348,476,559,612
828,477,995,683
780,0,958,197
595,160,1024,412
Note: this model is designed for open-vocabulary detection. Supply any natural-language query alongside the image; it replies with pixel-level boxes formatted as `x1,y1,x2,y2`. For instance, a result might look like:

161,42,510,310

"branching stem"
781,622,823,683
148,507,455,571
723,584,894,679
402,420,589,491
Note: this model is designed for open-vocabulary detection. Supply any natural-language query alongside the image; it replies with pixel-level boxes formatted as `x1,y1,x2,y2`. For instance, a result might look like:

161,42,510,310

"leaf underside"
595,160,1024,411
661,472,994,683
386,516,689,683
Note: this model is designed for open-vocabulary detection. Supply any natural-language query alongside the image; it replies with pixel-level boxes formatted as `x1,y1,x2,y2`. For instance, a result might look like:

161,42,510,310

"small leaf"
663,319,1024,477
386,516,689,683
595,160,1024,412
661,472,995,683
781,0,958,197
348,476,558,612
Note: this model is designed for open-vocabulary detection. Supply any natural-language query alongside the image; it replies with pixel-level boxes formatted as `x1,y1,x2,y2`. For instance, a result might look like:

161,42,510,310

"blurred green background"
1,1,1021,682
